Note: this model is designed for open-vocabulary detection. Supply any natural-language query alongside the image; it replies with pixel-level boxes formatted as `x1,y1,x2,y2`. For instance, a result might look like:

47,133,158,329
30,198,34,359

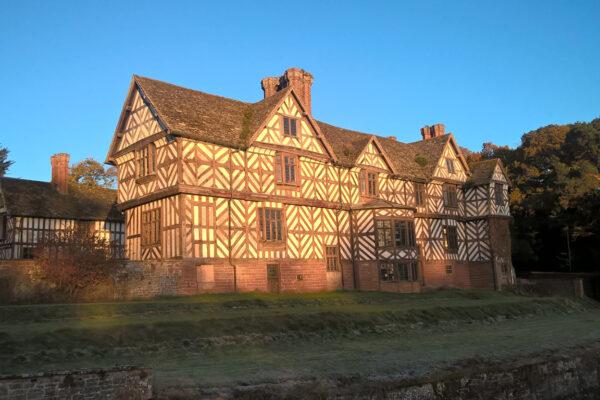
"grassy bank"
1,290,599,393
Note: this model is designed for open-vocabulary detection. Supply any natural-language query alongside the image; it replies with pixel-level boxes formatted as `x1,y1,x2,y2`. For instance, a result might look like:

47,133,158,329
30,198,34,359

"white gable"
492,164,508,183
254,94,326,155
116,89,164,152
433,141,467,181
356,141,391,171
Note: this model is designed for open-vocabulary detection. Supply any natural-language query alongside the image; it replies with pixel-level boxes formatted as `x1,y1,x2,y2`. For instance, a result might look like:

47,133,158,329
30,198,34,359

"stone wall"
512,276,585,298
207,347,600,399
0,366,152,400
121,260,198,298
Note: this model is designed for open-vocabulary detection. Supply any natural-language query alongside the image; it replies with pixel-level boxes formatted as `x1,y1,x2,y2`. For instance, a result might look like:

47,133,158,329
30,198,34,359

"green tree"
469,117,600,274
69,158,117,188
0,144,14,177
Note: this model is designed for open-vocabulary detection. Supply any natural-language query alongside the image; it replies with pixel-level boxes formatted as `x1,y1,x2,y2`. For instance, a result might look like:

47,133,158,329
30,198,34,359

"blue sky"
1,0,599,181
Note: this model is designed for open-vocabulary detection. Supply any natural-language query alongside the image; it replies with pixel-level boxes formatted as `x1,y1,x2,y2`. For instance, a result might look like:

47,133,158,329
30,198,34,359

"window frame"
494,183,504,206
443,184,459,208
0,214,6,241
376,218,417,249
325,245,339,271
282,116,298,137
136,143,157,179
380,261,419,282
376,220,393,248
446,158,455,173
359,169,378,197
379,262,397,282
275,153,300,185
258,208,284,242
141,207,161,247
414,182,426,207
443,225,459,254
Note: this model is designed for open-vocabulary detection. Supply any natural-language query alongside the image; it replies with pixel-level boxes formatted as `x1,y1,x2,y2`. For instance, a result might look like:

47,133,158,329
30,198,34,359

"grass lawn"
1,290,599,393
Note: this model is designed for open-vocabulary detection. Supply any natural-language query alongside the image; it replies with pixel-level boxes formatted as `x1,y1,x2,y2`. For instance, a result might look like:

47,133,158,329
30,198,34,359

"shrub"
33,227,123,300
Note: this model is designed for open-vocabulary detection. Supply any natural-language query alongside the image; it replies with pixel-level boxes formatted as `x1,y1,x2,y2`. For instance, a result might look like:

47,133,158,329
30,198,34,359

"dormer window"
446,159,455,173
282,117,297,137
136,143,156,178
359,170,378,197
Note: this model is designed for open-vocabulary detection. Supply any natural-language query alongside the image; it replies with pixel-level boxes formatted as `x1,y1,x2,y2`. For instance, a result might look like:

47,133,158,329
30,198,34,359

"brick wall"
422,262,471,289
123,260,198,298
278,261,328,293
0,366,152,400
356,261,379,291
468,261,495,289
127,259,334,296
354,261,422,293
341,260,355,290
232,261,267,292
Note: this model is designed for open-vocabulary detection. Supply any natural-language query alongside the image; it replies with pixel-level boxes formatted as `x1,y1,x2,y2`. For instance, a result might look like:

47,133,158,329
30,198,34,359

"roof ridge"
406,133,451,145
134,75,254,106
0,176,117,193
0,176,53,184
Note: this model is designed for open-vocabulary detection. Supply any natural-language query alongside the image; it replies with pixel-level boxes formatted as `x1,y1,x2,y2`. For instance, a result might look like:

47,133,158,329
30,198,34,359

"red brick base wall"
356,261,380,291
341,260,355,290
422,262,471,289
469,262,495,289
353,261,422,293
0,257,498,302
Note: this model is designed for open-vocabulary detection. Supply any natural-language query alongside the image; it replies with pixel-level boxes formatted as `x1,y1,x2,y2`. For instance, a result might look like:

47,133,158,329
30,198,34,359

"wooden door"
267,264,280,294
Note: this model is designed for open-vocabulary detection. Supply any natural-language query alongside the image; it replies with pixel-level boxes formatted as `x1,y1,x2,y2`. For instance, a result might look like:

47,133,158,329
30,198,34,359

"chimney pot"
50,153,70,194
421,124,445,140
261,67,314,114
261,77,280,99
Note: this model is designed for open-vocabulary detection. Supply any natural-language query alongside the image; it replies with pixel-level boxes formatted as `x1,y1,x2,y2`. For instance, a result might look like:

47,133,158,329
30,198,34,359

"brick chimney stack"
50,153,70,194
420,124,445,140
261,67,314,114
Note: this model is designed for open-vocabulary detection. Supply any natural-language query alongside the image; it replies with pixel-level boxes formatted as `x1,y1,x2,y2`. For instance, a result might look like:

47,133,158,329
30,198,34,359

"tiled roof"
316,122,450,180
468,159,501,185
315,121,373,167
123,76,458,181
0,178,123,221
134,76,288,148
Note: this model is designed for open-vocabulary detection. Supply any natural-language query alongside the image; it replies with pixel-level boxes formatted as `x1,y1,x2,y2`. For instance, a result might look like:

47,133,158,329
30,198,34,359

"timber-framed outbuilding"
0,154,124,259
106,68,514,293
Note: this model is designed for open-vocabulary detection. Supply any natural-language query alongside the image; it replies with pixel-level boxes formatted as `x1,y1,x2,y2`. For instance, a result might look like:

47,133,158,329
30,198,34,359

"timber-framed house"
106,68,514,293
0,154,124,259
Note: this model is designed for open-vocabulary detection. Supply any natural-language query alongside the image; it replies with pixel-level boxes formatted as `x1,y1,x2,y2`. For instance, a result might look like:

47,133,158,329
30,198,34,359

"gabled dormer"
355,137,396,174
432,135,469,182
251,90,334,158
106,78,168,164
251,68,336,160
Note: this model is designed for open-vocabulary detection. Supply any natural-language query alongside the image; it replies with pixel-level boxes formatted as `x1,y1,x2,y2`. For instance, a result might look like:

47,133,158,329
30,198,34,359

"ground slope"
1,290,599,395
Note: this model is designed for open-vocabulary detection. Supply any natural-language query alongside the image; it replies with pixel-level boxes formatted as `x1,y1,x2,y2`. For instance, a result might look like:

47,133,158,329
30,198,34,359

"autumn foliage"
34,227,123,299
468,117,600,273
